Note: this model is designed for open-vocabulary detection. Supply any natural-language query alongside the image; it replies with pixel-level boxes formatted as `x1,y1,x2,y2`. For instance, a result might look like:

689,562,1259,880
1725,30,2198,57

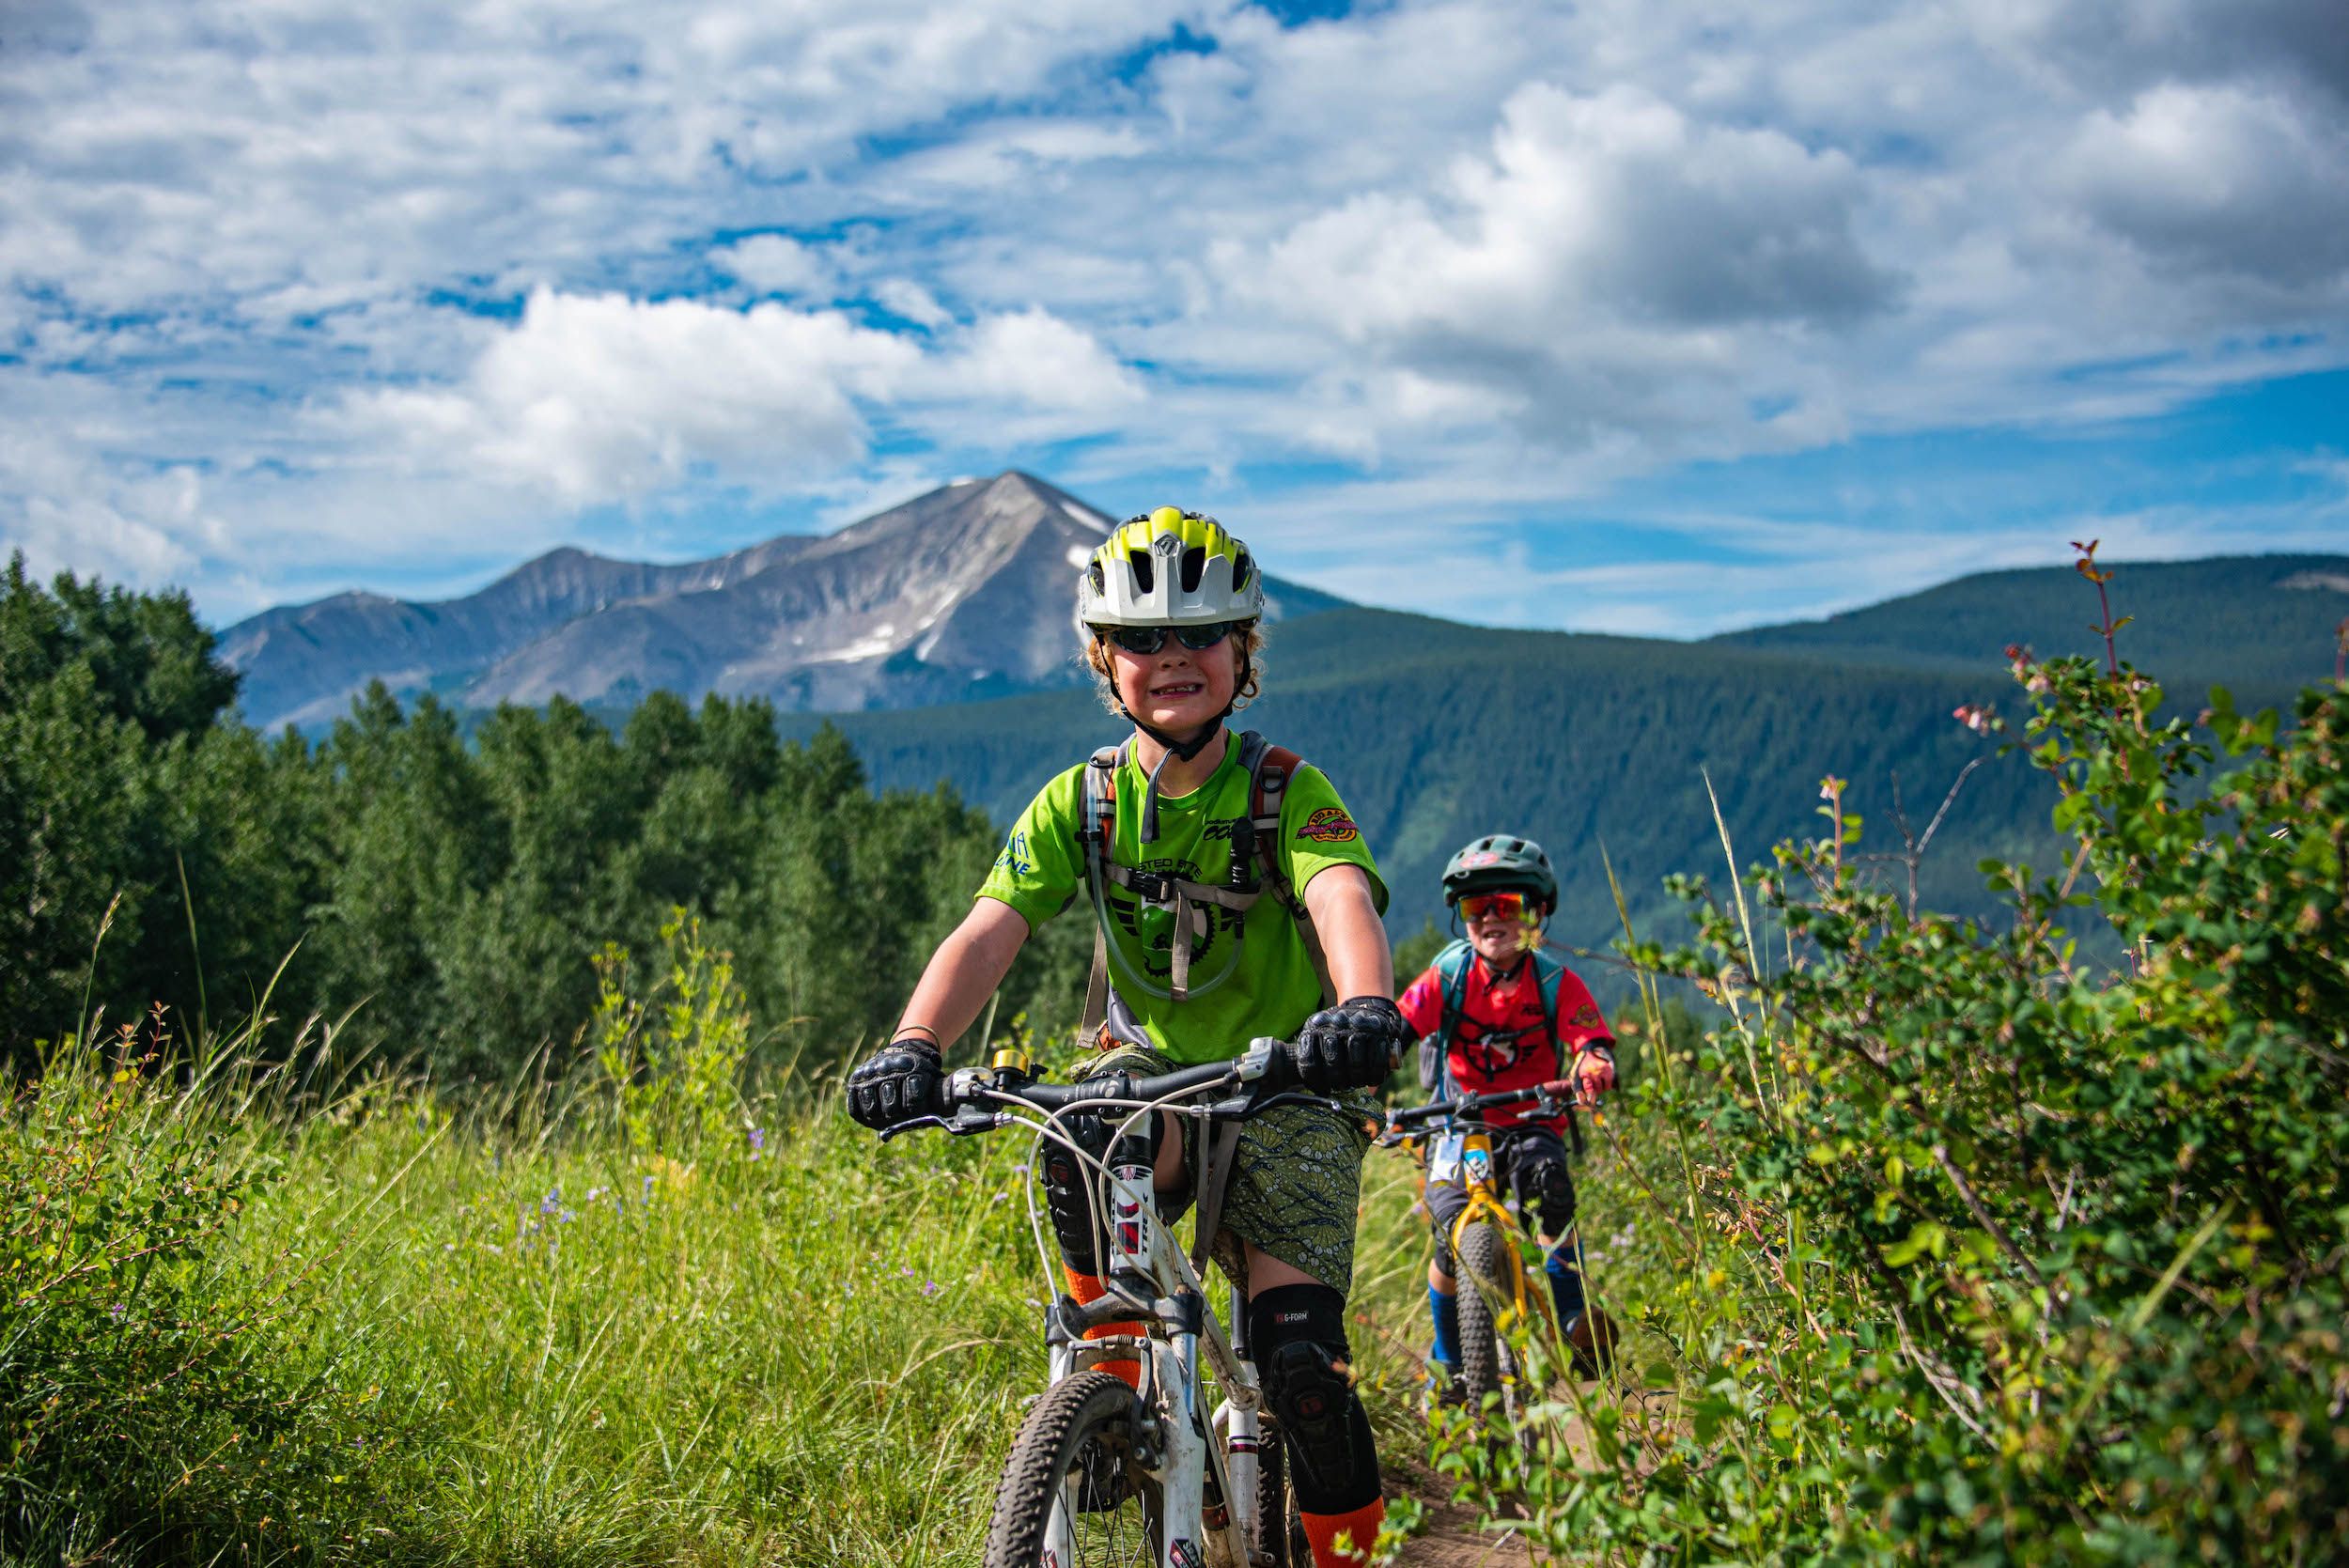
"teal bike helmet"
1441,833,1558,915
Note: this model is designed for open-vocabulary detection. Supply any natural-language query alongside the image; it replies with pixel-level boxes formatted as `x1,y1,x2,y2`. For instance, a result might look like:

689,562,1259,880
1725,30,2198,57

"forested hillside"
1713,551,2348,689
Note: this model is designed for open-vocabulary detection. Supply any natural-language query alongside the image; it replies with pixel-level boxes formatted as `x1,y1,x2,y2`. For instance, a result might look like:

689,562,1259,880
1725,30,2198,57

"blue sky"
3,0,2344,635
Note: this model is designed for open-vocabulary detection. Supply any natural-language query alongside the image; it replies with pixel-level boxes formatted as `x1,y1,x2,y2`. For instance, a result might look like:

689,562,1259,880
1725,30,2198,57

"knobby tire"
1255,1413,1309,1567
1454,1220,1513,1416
986,1370,1165,1568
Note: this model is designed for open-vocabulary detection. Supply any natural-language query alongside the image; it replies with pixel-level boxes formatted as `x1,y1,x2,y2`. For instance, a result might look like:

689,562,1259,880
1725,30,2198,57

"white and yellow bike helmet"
1078,505,1266,629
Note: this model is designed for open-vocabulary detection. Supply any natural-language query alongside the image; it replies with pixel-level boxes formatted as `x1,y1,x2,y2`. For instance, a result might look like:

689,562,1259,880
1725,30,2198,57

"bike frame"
1389,1080,1591,1368
902,1040,1309,1568
1439,1124,1555,1343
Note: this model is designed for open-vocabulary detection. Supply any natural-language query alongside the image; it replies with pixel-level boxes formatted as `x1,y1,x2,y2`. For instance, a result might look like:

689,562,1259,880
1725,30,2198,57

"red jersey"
1398,944,1611,1133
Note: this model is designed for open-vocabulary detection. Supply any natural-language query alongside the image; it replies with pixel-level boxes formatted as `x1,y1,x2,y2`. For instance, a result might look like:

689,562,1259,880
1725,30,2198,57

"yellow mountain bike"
1377,1079,1588,1427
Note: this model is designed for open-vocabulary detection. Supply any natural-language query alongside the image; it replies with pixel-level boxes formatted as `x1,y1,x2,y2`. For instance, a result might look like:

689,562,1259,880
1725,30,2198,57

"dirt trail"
1384,1458,1542,1566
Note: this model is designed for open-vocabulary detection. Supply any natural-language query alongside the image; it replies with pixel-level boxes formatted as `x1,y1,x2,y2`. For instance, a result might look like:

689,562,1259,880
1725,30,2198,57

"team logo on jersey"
1567,1001,1605,1032
1295,806,1360,843
994,830,1034,877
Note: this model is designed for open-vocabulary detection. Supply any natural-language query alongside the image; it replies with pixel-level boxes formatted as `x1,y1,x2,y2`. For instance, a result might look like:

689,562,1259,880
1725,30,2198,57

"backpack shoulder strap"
1237,731,1333,1004
1433,939,1475,1045
1530,943,1568,1048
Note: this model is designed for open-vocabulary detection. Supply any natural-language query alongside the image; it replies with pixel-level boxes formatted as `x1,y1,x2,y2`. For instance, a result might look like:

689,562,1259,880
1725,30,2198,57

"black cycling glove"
1291,995,1409,1092
846,1036,944,1129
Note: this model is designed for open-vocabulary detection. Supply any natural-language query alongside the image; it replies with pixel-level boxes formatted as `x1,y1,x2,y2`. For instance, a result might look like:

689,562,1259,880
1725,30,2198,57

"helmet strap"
1481,950,1531,984
1128,710,1227,844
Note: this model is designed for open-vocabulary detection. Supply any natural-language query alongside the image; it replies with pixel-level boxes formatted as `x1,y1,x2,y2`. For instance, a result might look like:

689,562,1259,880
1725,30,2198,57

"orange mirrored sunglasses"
1458,891,1529,922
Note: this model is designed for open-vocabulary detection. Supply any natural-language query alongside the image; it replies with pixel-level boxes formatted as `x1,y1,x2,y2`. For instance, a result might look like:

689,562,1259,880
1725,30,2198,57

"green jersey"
978,733,1387,1064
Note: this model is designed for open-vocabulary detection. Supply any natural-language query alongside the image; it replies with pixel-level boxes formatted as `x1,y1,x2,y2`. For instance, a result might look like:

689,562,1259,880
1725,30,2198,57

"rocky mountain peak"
219,472,1345,731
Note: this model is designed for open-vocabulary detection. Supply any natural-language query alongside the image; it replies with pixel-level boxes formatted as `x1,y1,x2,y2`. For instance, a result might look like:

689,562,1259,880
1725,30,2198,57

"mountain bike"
881,1037,1337,1568
1377,1080,1589,1431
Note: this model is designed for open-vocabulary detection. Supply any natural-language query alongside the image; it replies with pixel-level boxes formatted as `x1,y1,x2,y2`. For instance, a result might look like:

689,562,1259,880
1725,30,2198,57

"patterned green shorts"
1079,1045,1377,1297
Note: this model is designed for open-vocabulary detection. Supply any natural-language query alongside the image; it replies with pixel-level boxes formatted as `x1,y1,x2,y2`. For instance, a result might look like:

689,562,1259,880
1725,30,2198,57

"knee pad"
1521,1148,1577,1236
1250,1283,1381,1515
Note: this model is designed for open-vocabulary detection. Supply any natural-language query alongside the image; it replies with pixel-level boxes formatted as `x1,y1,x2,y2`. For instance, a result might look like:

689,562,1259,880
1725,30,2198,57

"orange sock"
1062,1266,1143,1389
1300,1498,1386,1567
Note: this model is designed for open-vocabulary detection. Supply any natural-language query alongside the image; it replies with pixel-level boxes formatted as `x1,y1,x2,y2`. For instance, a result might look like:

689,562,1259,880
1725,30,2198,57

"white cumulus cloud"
337,291,1134,506
2061,81,2349,288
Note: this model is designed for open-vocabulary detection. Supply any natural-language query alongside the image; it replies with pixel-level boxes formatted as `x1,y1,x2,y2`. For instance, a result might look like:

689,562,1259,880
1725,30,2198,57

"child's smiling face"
1109,630,1239,739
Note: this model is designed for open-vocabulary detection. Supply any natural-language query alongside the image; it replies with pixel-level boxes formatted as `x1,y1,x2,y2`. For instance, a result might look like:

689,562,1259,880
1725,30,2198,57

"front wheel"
1254,1413,1309,1567
987,1370,1166,1568
1453,1220,1516,1416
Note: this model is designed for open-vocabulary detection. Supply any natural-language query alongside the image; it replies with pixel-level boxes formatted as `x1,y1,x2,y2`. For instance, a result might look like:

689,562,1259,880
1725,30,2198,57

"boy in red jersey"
1398,833,1618,1390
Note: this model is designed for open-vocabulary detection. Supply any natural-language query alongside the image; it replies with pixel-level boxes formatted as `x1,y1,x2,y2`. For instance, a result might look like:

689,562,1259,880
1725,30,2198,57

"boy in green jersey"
847,506,1408,1567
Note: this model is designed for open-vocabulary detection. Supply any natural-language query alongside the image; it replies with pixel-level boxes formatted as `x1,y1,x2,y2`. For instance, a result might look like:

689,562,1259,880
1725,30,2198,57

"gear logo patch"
1295,806,1360,844
1567,1001,1605,1032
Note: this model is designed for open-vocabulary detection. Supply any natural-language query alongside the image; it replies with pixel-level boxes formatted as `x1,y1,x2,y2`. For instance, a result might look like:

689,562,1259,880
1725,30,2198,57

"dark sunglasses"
1100,621,1241,656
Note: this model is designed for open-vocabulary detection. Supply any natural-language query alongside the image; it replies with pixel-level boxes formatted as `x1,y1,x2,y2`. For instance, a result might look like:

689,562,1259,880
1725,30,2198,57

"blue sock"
1545,1250,1586,1328
1427,1285,1461,1368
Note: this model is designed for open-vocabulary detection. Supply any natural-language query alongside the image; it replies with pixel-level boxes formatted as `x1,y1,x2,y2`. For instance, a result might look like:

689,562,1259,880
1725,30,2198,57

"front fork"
1041,1152,1252,1568
1448,1135,1560,1344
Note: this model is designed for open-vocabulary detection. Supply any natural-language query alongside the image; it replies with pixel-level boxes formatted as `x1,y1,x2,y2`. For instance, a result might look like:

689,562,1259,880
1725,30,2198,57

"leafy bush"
593,910,754,1155
1466,571,2347,1561
0,1014,376,1561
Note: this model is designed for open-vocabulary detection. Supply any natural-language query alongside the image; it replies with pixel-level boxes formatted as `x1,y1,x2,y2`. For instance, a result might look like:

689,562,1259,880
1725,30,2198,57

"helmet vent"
1089,561,1105,597
1128,550,1155,595
1232,550,1252,590
1179,545,1206,594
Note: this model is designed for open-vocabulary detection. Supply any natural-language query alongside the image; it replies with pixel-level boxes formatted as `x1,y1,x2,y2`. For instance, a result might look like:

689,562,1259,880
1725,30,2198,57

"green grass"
255,1079,1054,1563
2,1004,1678,1565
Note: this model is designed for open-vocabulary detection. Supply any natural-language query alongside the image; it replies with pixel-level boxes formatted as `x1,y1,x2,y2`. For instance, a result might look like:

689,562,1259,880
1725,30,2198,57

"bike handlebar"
878,1037,1334,1141
1380,1079,1586,1137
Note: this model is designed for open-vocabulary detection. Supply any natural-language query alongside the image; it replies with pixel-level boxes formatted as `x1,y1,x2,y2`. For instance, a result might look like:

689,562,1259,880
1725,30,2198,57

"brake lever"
1200,1086,1344,1122
876,1114,950,1142
1252,1090,1346,1116
879,1101,1003,1141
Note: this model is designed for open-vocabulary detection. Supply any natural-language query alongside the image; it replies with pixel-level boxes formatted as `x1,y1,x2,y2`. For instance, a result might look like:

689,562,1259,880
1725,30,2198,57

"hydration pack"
1077,730,1332,1043
1417,937,1587,1155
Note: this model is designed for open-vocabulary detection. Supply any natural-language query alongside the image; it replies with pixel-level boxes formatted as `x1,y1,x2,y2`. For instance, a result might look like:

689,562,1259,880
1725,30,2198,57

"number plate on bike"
1429,1131,1466,1183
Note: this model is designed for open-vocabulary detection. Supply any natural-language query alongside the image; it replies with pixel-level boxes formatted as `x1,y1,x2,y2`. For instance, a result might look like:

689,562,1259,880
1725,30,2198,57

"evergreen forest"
0,553,1092,1077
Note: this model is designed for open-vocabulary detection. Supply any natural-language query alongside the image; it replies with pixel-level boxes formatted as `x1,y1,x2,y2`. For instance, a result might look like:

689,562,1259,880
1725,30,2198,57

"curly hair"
1081,622,1266,718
